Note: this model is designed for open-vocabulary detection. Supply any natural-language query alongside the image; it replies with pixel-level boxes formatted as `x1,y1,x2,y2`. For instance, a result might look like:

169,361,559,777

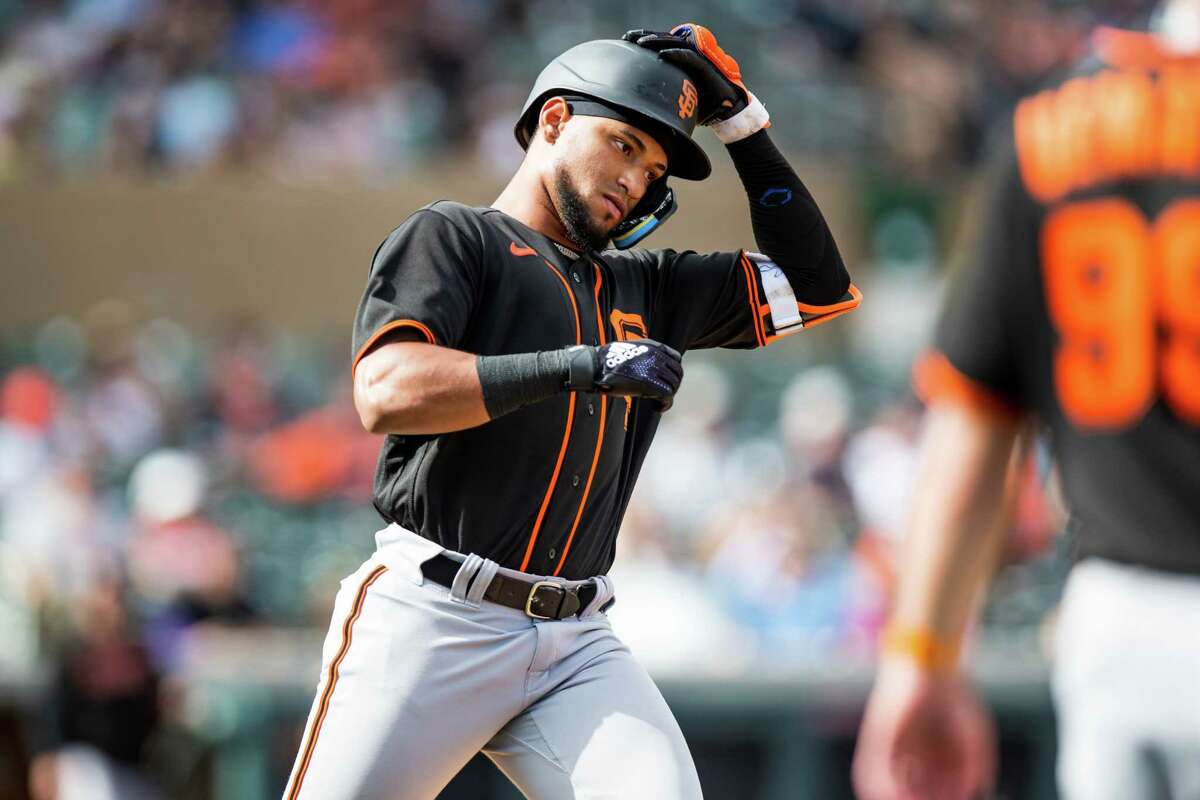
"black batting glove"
623,23,749,125
565,339,683,412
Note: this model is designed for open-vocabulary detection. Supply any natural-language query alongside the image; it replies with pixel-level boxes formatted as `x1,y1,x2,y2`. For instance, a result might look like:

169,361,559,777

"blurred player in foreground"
284,22,859,800
854,3,1200,799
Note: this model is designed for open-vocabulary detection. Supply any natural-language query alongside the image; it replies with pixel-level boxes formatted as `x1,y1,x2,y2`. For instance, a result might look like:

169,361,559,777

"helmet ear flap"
610,181,677,249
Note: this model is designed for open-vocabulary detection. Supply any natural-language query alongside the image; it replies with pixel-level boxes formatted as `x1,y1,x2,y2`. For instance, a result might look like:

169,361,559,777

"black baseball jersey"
920,27,1200,574
352,200,858,579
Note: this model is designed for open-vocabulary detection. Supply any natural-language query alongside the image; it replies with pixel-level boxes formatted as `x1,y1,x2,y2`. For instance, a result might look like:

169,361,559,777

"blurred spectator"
244,373,377,504
78,300,165,472
0,461,119,658
0,367,58,496
843,401,922,548
206,318,279,437
26,576,161,800
608,494,755,678
125,449,255,668
633,361,731,540
779,366,856,516
702,482,883,667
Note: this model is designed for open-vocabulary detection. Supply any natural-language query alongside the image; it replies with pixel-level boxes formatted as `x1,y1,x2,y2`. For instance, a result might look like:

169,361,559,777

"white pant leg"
482,611,702,800
283,537,537,800
1053,559,1200,800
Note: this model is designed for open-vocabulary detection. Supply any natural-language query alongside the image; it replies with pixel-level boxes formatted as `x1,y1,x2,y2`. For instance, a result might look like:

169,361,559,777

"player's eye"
614,138,631,156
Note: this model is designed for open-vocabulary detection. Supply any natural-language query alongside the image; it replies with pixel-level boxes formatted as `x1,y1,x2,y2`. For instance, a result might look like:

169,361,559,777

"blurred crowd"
0,0,1157,182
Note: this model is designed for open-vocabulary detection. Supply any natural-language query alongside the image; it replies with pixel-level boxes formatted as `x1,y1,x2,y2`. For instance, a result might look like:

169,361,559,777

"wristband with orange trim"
881,624,961,672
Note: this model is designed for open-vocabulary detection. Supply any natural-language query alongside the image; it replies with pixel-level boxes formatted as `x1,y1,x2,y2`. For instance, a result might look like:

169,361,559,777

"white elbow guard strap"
746,252,803,335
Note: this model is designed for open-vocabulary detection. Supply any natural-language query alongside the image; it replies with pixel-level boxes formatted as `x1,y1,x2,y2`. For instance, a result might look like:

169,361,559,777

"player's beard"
553,167,611,252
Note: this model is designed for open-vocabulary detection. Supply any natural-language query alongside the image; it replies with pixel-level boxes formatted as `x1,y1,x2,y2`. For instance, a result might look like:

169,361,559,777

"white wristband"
709,93,770,144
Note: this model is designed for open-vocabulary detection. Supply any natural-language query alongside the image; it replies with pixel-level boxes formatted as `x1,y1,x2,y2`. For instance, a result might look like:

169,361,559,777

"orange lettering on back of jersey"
1093,70,1156,182
1015,62,1200,203
1058,76,1096,196
1015,89,1062,203
1161,65,1200,175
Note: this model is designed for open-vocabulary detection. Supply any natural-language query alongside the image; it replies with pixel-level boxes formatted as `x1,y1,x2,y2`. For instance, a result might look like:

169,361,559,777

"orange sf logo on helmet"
677,79,698,120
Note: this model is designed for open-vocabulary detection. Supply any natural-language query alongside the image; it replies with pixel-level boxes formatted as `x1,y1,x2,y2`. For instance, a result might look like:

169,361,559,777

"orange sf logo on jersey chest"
677,79,698,120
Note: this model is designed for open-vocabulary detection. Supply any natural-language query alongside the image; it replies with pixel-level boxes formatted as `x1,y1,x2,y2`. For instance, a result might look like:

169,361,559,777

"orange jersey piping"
912,350,1023,421
519,260,582,571
738,251,767,347
352,319,437,379
553,263,609,575
792,283,863,333
758,283,865,343
797,283,864,315
285,564,388,800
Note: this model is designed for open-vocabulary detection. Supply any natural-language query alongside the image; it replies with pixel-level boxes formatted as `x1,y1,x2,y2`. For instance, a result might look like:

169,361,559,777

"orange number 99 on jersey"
1043,197,1200,428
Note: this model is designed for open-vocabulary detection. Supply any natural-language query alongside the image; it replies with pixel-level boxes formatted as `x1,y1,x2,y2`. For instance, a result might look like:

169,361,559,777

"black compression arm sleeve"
727,129,851,305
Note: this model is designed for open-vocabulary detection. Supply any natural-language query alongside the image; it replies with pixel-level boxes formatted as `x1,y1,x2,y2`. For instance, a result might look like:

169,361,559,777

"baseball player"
284,23,860,799
852,7,1200,800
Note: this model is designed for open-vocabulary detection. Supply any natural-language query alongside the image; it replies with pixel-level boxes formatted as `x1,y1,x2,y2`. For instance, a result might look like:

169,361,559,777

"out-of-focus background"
0,1,1147,798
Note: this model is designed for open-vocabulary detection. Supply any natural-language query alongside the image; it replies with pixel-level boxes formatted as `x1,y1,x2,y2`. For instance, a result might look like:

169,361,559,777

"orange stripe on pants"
285,564,389,800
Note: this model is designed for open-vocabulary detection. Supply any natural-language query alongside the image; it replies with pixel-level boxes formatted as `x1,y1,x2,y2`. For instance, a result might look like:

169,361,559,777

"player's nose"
616,171,645,206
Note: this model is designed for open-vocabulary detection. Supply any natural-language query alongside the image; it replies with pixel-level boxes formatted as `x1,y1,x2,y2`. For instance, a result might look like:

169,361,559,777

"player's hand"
853,658,996,800
566,339,683,411
623,23,749,125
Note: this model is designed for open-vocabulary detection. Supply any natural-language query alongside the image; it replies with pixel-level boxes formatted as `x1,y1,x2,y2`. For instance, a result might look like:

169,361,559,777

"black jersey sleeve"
351,206,482,373
641,248,760,350
919,134,1030,417
642,247,861,352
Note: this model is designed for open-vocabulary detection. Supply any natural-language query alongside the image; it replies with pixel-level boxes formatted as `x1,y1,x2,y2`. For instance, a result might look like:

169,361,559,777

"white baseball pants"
282,524,702,799
1054,558,1200,800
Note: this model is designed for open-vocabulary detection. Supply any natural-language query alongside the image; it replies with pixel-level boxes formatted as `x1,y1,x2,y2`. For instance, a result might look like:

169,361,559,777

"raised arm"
727,130,850,305
625,23,854,308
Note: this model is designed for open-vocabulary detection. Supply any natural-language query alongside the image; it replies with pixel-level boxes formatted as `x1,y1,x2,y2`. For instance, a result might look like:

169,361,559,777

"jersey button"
571,271,582,283
587,402,595,416
571,474,581,487
548,548,557,559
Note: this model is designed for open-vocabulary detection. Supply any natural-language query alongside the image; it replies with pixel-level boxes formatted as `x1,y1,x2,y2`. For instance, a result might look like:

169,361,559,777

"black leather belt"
421,553,602,620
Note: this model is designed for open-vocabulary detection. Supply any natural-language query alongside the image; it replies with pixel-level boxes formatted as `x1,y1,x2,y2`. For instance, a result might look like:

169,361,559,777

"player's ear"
538,97,571,144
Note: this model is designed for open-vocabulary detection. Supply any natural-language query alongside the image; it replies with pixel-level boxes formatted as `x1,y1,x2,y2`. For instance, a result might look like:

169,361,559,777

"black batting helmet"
514,39,712,181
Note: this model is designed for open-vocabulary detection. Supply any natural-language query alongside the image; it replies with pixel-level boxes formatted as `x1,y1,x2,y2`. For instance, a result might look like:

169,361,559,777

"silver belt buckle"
525,580,564,619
